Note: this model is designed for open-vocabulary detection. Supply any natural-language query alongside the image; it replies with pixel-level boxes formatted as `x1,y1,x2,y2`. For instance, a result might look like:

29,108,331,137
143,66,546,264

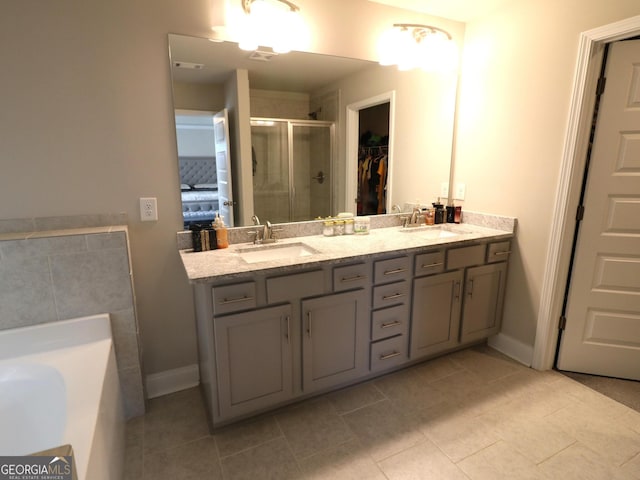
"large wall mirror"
169,33,457,227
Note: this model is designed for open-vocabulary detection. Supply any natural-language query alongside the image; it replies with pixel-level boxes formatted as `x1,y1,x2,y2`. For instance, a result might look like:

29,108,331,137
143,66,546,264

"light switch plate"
454,183,466,200
440,182,449,197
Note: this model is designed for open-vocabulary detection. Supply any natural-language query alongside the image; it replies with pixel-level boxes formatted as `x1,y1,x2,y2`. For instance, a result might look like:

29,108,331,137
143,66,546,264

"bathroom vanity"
179,220,514,428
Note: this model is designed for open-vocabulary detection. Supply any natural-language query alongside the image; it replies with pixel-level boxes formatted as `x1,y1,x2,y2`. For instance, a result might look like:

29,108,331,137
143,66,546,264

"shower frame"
251,117,336,222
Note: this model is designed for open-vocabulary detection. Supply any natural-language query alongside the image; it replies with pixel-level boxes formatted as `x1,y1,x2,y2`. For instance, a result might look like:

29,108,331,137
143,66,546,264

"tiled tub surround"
0,225,144,418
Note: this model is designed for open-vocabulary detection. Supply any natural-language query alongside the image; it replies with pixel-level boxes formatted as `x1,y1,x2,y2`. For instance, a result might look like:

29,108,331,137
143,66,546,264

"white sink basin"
238,242,320,264
399,225,461,239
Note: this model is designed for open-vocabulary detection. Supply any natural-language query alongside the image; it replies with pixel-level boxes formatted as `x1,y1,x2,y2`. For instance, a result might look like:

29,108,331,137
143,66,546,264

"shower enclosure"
251,118,335,223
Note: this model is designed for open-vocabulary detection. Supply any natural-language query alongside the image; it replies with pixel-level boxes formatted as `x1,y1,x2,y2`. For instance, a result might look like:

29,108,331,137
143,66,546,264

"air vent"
248,50,278,62
173,61,204,70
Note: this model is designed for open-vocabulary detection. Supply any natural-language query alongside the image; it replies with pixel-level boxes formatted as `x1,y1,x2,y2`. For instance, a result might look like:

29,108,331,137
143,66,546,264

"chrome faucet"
409,207,422,226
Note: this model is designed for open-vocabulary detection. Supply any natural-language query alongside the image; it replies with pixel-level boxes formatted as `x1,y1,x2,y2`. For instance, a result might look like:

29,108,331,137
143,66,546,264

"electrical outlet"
454,182,466,200
140,197,158,222
440,182,449,197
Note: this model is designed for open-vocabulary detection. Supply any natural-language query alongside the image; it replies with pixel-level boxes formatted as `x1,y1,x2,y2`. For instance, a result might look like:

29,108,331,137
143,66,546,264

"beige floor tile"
298,438,387,480
325,381,386,415
561,377,635,422
493,416,576,464
412,355,464,383
143,437,222,480
539,442,633,480
418,401,500,463
214,415,282,458
378,438,469,480
275,397,354,460
342,399,425,461
546,403,640,467
620,452,640,479
429,369,485,405
143,387,210,455
458,440,549,480
448,348,521,382
374,366,445,412
220,437,301,480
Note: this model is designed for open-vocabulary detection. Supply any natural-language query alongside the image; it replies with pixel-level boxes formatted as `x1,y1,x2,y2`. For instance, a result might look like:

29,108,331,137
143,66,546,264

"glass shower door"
291,123,333,221
251,120,291,224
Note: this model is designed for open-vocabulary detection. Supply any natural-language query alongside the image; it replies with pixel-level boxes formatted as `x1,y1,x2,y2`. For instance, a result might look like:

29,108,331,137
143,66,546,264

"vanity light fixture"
378,24,458,72
237,0,307,54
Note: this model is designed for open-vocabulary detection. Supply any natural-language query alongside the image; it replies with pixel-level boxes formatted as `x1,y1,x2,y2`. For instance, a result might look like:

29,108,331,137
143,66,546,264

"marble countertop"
180,223,514,284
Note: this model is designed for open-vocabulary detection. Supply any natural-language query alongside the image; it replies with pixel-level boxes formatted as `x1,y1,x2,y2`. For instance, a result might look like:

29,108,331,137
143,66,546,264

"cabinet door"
302,290,368,393
410,270,463,359
214,304,293,420
460,262,507,343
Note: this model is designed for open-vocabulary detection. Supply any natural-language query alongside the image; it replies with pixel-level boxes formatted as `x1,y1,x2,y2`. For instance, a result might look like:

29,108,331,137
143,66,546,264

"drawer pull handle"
467,279,474,298
341,274,366,283
380,351,401,361
381,320,402,329
493,250,511,256
421,261,444,269
382,293,406,301
383,268,407,276
220,295,254,305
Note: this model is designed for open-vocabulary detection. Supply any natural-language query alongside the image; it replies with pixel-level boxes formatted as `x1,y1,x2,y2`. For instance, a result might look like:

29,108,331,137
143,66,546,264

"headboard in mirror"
168,34,457,227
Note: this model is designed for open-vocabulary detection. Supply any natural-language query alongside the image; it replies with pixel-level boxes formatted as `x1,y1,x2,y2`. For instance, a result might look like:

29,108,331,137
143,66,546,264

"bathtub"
0,314,125,480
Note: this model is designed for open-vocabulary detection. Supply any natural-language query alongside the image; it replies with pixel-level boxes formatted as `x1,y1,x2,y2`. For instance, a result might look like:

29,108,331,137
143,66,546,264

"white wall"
0,0,462,380
455,0,640,350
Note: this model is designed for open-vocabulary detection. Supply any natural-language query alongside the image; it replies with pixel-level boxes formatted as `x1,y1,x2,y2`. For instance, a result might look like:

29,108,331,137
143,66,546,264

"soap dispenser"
213,213,229,249
432,200,445,224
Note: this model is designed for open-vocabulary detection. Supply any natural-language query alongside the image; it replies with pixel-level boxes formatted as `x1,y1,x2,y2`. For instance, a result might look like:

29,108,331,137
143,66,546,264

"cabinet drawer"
266,270,324,303
370,335,407,372
487,241,511,263
372,281,409,309
414,250,445,277
374,256,411,284
212,282,257,315
333,263,370,292
371,304,409,341
446,244,486,270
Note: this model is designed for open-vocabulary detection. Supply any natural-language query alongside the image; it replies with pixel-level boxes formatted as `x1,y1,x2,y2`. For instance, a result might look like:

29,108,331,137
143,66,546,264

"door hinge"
576,205,585,221
596,76,606,96
559,315,567,330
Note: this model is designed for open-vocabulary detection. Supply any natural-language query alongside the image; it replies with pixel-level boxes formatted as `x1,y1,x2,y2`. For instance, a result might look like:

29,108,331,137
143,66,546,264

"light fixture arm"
393,23,452,41
242,0,300,14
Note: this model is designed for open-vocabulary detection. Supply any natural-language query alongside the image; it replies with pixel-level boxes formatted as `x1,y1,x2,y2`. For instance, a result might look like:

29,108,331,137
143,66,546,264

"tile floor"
124,346,640,479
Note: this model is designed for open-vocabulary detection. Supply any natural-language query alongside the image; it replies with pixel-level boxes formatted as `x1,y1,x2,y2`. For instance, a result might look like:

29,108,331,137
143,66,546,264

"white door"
557,40,640,380
214,109,235,227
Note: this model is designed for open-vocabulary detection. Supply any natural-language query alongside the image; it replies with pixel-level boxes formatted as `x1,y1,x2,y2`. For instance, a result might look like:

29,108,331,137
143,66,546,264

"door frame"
346,91,396,215
532,15,640,370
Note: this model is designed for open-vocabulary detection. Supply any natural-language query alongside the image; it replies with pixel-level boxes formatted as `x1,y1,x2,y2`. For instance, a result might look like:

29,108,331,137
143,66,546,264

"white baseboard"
488,333,534,367
145,364,200,399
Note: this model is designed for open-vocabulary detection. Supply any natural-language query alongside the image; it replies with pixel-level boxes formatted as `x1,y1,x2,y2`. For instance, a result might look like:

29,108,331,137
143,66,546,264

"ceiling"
367,0,517,22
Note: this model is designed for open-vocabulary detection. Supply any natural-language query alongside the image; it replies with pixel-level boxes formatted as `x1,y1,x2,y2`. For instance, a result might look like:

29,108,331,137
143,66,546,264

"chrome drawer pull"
421,261,444,269
220,295,254,305
380,351,401,361
382,293,406,301
381,320,402,329
493,250,511,256
383,268,407,276
341,274,366,283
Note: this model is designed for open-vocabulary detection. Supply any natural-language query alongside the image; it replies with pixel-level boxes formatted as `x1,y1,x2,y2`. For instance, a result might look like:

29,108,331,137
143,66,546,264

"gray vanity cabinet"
214,304,293,419
460,262,508,343
301,289,369,393
410,270,463,359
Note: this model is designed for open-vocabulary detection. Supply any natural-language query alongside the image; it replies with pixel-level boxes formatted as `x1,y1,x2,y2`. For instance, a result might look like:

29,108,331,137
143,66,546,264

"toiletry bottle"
454,204,462,224
213,214,229,249
446,204,455,223
425,209,435,225
433,201,445,224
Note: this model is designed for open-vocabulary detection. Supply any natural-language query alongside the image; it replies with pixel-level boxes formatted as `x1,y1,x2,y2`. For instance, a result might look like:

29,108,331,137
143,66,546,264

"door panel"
214,109,235,226
558,40,640,380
